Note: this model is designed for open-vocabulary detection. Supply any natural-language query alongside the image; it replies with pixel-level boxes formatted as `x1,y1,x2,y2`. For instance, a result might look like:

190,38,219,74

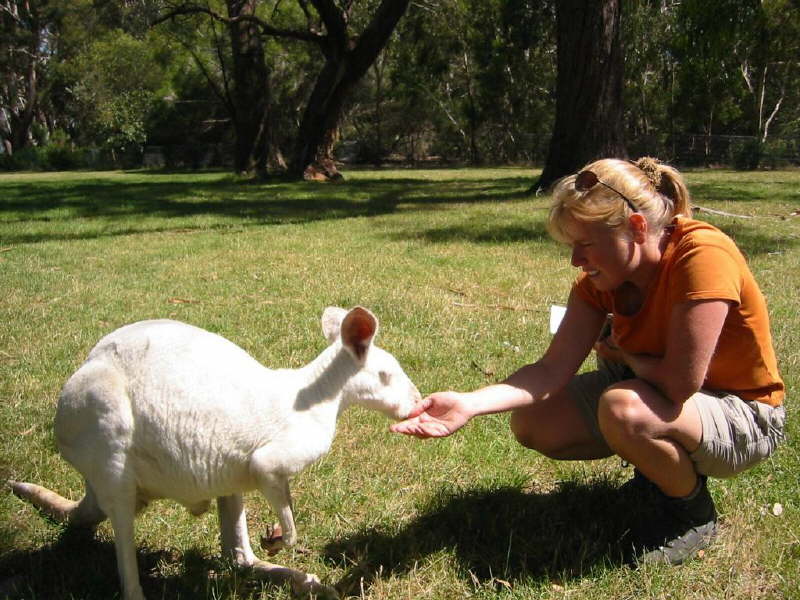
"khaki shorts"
569,358,786,478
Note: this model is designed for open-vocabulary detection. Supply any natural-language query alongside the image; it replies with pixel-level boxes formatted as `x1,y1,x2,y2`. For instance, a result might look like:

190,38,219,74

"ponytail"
633,157,692,218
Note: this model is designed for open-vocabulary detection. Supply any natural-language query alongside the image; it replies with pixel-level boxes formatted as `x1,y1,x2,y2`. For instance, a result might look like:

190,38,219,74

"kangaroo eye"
379,371,392,386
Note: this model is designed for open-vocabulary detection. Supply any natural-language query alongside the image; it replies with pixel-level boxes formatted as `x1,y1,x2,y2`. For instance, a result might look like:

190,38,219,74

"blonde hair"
547,157,692,244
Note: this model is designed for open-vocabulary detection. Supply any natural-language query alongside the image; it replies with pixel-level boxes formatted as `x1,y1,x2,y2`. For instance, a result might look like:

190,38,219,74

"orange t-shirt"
574,217,784,406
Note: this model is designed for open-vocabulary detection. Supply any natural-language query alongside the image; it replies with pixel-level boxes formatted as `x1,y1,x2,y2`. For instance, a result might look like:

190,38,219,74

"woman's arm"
491,290,607,412
602,299,732,404
390,291,607,438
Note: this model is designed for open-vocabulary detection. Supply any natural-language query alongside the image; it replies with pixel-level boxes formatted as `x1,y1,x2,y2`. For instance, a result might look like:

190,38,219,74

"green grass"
1,167,798,599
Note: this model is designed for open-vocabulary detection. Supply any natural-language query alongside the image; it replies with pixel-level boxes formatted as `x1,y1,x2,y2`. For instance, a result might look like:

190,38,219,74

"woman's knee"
509,409,537,448
509,409,565,457
597,385,649,439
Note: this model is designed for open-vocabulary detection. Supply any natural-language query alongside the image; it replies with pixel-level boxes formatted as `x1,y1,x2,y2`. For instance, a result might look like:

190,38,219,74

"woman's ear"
628,213,649,243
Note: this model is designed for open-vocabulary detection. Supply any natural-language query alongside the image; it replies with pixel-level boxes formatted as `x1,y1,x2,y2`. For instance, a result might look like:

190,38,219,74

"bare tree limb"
154,3,321,43
694,205,753,219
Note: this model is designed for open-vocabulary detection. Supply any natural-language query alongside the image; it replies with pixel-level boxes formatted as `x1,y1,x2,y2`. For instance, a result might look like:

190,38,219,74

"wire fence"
4,134,798,172
668,134,800,169
137,135,799,171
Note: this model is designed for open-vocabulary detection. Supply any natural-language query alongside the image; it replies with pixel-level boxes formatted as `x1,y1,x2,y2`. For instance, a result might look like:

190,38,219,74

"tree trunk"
290,0,411,181
291,55,349,181
11,64,38,152
537,0,626,190
3,2,44,155
226,0,271,176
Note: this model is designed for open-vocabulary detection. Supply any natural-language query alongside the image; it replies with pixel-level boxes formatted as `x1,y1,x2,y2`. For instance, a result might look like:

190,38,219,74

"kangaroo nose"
395,382,422,420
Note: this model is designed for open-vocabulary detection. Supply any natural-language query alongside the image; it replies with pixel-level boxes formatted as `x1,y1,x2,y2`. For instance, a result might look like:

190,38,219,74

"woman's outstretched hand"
390,391,472,438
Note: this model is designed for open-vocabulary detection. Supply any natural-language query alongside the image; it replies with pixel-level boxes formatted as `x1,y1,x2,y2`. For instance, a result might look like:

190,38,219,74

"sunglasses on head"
574,170,638,214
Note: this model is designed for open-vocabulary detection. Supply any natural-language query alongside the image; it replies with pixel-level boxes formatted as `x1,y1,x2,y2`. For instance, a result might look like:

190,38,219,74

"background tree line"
2,0,799,179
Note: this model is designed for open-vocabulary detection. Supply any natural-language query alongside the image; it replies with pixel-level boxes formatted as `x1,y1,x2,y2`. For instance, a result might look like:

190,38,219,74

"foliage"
671,0,748,138
621,0,678,158
67,31,167,152
761,137,797,169
733,0,800,142
620,0,800,166
345,0,556,165
0,135,87,171
729,138,763,170
1,0,799,169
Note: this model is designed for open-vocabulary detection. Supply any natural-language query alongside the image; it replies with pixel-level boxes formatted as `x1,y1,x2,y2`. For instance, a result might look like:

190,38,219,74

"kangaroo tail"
9,480,80,523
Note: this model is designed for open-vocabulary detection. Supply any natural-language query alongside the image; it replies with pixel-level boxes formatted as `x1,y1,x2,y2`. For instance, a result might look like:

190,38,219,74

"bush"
0,146,46,171
729,138,763,170
761,138,795,169
0,144,87,171
44,145,87,170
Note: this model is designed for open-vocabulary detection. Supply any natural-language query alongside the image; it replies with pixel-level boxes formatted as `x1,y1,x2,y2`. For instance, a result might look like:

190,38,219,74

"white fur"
10,307,420,600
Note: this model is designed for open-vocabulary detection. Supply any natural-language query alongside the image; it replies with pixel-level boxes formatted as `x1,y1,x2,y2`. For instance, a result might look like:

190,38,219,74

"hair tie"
635,156,662,189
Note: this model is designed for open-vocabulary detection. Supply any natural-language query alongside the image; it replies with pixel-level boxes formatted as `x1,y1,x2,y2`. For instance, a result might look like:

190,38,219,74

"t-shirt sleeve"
669,242,743,306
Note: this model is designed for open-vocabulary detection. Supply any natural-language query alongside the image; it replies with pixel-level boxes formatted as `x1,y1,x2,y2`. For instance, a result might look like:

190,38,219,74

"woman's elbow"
662,377,704,405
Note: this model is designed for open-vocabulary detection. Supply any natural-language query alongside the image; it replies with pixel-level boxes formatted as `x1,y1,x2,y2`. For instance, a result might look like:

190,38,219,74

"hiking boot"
636,475,718,566
618,468,659,498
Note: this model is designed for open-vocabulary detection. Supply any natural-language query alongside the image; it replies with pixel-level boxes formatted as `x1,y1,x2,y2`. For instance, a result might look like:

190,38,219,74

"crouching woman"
392,157,786,564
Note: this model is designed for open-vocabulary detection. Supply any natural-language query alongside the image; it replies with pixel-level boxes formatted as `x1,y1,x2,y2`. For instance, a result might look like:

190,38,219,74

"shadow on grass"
1,478,637,599
0,173,537,245
324,478,639,596
2,172,796,258
399,222,552,245
0,523,267,600
713,221,800,257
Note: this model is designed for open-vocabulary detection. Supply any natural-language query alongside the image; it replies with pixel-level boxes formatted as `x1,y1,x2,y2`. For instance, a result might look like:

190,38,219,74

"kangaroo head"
321,306,421,419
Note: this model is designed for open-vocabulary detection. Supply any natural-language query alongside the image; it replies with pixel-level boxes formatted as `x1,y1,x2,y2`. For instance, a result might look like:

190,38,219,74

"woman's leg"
597,379,703,497
510,387,614,460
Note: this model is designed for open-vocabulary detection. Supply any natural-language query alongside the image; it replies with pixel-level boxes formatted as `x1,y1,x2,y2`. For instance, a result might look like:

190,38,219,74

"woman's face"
563,216,637,292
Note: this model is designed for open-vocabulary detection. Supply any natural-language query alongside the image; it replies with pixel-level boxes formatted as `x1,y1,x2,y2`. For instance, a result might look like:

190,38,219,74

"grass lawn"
1,167,798,599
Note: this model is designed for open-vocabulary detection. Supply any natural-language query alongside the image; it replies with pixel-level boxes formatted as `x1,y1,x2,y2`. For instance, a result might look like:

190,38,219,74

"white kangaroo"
9,306,420,600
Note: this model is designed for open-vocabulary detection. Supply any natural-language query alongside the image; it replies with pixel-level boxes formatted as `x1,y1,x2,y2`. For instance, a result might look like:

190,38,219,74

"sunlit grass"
1,167,798,599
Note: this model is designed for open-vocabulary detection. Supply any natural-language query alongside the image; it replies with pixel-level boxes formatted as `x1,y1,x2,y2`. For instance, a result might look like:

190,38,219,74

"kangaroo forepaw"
260,523,286,555
258,523,312,556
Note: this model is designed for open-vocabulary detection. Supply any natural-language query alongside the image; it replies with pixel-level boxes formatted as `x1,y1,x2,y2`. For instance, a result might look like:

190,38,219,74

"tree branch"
309,0,348,43
154,3,321,44
347,0,411,81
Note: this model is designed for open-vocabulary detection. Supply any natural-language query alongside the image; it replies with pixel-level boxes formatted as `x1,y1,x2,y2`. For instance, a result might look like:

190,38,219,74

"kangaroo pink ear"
321,306,348,343
340,307,378,361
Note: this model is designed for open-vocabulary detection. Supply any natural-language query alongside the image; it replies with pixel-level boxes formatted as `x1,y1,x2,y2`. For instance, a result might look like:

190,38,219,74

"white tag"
549,305,566,334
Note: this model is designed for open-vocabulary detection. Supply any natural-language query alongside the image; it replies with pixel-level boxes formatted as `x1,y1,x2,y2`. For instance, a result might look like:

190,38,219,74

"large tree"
537,0,626,190
291,0,411,180
0,0,58,155
158,0,411,180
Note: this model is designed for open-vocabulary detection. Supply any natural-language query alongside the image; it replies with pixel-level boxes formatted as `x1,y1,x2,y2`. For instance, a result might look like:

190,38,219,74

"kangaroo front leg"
257,474,297,554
